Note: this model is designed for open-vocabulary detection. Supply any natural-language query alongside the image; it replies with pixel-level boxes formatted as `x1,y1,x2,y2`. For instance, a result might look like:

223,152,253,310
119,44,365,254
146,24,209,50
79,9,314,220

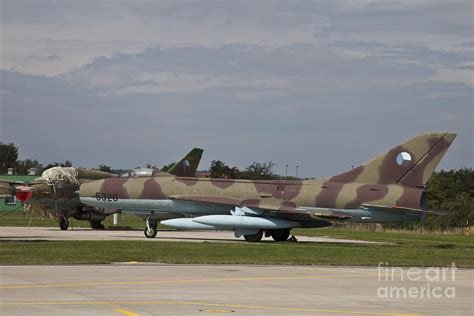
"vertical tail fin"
330,132,457,186
166,148,204,177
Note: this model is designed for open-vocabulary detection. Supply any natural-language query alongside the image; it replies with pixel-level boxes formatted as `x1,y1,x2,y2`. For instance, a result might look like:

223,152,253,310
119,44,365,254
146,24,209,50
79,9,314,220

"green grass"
0,175,37,182
294,228,474,245
1,212,473,267
0,236,472,267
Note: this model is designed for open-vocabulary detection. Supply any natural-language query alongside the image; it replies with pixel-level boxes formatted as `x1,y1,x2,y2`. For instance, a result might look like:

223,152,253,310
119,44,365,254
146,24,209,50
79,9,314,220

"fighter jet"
1,167,117,230
79,132,456,241
1,148,203,230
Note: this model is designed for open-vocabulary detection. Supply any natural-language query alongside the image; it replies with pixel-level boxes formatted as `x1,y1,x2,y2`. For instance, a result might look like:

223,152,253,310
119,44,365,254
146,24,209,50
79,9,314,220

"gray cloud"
0,1,472,177
60,44,436,95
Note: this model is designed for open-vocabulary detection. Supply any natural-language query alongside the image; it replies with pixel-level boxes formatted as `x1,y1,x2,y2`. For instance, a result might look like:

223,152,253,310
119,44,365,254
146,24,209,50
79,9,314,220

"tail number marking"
96,192,119,202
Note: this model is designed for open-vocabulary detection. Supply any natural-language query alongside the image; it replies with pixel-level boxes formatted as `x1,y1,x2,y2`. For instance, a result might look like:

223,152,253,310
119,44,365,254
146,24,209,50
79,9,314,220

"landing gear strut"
244,230,263,242
59,217,69,230
144,218,158,238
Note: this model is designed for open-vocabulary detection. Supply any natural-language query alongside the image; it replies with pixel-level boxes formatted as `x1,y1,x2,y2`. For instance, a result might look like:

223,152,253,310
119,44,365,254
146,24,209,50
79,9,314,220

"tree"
240,161,277,180
424,168,474,231
209,160,279,180
16,159,40,175
0,142,18,174
209,160,239,179
43,162,61,170
43,161,73,170
98,164,112,173
161,162,176,172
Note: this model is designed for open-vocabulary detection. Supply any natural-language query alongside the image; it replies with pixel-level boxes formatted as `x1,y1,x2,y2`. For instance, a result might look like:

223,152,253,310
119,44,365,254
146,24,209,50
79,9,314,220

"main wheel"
271,228,291,242
59,217,69,230
90,221,105,230
144,226,157,238
244,230,263,242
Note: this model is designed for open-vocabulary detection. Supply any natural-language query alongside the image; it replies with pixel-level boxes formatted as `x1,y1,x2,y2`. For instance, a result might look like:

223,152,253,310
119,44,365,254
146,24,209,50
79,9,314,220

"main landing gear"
243,228,292,242
243,230,263,242
271,228,291,242
90,220,105,230
144,218,158,238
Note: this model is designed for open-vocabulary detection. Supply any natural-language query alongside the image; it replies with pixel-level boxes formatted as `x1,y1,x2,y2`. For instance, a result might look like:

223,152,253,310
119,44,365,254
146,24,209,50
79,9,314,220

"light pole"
296,165,299,178
285,164,288,178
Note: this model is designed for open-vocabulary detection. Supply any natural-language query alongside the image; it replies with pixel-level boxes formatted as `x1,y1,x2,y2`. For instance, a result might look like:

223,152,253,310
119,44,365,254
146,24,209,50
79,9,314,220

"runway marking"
0,274,373,289
0,300,424,316
114,309,139,316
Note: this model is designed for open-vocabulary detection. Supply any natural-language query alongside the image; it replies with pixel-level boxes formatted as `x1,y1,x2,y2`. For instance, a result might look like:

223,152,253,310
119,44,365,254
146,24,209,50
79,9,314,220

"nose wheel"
144,219,158,238
59,217,69,230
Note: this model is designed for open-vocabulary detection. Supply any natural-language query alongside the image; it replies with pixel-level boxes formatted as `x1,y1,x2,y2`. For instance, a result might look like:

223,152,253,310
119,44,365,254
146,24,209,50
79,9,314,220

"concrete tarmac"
0,226,381,244
1,264,472,315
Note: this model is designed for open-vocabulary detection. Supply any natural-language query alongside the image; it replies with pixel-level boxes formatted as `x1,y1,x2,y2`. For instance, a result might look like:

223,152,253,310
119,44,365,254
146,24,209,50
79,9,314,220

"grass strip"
0,239,472,267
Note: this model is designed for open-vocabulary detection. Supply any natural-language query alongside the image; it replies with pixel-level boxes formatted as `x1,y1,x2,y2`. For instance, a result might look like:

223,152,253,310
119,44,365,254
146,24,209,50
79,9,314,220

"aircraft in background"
0,148,203,230
79,132,456,241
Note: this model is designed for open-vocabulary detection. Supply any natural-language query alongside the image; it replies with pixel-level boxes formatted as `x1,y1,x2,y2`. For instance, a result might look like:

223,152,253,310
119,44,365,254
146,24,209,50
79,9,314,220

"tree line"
0,142,73,174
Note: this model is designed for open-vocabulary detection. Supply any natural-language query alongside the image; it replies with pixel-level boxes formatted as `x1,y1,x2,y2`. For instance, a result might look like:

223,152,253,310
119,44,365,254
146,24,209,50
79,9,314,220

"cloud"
59,44,435,96
2,1,472,78
46,55,62,62
0,1,472,176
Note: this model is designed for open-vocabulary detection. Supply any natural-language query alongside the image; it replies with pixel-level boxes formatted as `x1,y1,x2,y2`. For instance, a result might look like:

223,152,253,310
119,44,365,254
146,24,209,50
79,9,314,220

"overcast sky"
0,0,472,177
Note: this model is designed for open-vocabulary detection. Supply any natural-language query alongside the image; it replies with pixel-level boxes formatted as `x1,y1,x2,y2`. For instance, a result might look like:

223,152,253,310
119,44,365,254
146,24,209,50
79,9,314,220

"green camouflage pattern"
1,148,204,227
80,132,457,227
166,148,203,177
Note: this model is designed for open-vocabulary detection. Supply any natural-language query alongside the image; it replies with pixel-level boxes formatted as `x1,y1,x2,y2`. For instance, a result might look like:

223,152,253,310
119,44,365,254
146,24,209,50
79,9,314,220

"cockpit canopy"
120,168,156,178
120,168,173,178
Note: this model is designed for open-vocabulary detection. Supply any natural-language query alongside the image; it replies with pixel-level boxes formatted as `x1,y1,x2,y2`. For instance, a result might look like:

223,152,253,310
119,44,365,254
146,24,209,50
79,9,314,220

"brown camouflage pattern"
80,132,457,220
1,147,205,211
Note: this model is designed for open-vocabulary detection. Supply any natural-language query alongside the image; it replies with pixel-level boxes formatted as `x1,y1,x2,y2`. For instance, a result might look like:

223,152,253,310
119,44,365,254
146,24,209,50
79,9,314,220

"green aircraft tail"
330,132,456,187
166,148,204,177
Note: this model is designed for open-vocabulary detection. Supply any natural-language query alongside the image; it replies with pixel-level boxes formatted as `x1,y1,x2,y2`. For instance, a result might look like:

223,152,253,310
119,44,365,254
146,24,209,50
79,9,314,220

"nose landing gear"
59,216,69,230
144,218,158,238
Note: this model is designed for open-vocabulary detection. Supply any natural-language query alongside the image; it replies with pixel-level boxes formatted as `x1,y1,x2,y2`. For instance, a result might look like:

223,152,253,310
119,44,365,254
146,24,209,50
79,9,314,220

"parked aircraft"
1,148,203,230
79,132,456,241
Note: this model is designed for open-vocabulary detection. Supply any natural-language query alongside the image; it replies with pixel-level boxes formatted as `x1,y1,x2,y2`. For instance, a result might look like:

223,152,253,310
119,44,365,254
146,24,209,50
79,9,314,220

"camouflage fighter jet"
1,148,203,230
1,167,117,230
79,132,456,241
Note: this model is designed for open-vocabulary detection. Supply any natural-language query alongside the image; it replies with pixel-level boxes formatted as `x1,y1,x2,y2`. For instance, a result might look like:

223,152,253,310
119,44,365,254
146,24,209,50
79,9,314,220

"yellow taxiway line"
0,300,423,316
114,309,139,316
0,274,375,289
